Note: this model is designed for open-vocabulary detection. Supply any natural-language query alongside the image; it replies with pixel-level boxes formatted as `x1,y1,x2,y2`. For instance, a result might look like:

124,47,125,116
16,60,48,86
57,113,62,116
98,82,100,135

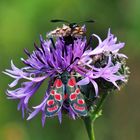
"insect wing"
67,77,87,116
45,78,64,117
71,26,86,37
47,24,71,37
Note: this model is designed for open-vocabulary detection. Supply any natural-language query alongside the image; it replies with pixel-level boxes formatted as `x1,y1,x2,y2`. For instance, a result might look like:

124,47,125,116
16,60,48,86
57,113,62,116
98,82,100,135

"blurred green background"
0,0,139,140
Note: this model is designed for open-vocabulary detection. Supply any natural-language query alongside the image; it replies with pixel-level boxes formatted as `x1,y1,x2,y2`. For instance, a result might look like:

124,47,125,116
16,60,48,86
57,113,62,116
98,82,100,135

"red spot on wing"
70,93,77,101
47,105,58,112
78,99,85,105
54,93,62,101
47,100,54,106
68,77,76,87
73,103,85,111
64,94,68,100
51,90,55,95
75,88,80,94
54,79,63,88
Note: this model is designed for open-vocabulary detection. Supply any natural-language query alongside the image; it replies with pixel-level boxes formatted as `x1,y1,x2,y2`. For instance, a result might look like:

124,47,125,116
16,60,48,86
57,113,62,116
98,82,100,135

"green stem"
91,92,109,121
84,117,95,140
83,92,109,140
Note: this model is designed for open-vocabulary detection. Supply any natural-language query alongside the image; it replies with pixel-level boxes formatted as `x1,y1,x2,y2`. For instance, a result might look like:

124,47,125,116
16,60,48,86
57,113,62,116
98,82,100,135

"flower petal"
76,77,90,85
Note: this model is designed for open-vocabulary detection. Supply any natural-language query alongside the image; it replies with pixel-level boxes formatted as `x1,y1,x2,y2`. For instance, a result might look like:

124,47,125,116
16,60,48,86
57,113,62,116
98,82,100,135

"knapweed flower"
78,29,129,92
4,28,129,126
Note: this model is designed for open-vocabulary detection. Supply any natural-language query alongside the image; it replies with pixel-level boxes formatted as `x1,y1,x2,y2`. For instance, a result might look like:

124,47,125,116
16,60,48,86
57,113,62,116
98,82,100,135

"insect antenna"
64,57,80,72
50,19,95,25
78,19,95,24
50,19,70,24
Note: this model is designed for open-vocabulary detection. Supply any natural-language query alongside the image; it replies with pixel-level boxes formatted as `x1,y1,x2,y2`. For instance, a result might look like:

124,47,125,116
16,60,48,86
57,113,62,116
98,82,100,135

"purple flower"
82,29,127,58
4,29,128,125
77,55,126,96
4,36,87,125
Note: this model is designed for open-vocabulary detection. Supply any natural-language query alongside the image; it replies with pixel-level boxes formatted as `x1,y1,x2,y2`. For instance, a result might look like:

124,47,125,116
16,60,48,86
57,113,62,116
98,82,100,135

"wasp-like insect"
47,19,95,45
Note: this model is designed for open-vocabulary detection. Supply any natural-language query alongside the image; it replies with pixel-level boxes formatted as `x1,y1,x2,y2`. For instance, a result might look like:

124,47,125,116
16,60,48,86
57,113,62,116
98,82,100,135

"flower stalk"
84,117,95,140
84,92,109,140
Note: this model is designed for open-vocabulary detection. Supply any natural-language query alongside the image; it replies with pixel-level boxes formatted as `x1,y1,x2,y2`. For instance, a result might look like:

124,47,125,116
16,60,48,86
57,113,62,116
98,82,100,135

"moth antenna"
64,57,80,71
85,19,95,23
78,20,95,24
50,19,70,24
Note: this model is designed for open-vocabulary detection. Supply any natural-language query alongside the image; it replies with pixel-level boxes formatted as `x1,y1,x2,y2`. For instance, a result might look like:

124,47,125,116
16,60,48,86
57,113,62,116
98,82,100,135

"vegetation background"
0,0,139,140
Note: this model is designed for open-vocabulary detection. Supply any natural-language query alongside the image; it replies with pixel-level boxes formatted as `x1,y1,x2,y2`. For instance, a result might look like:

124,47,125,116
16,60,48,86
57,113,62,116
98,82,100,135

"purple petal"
27,109,40,120
90,80,99,96
58,110,62,124
77,77,90,85
42,113,46,127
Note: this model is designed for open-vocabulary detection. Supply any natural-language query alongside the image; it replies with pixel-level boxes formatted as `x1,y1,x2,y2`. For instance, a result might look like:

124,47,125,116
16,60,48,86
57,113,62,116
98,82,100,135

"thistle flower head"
4,27,129,126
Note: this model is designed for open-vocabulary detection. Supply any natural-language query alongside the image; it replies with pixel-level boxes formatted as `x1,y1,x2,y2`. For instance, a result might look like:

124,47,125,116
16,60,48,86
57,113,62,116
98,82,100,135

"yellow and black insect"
47,19,95,46
47,19,94,38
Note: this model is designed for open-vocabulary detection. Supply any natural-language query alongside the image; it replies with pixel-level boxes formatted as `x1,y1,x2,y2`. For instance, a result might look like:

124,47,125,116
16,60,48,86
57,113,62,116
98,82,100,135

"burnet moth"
45,71,87,117
45,56,87,117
